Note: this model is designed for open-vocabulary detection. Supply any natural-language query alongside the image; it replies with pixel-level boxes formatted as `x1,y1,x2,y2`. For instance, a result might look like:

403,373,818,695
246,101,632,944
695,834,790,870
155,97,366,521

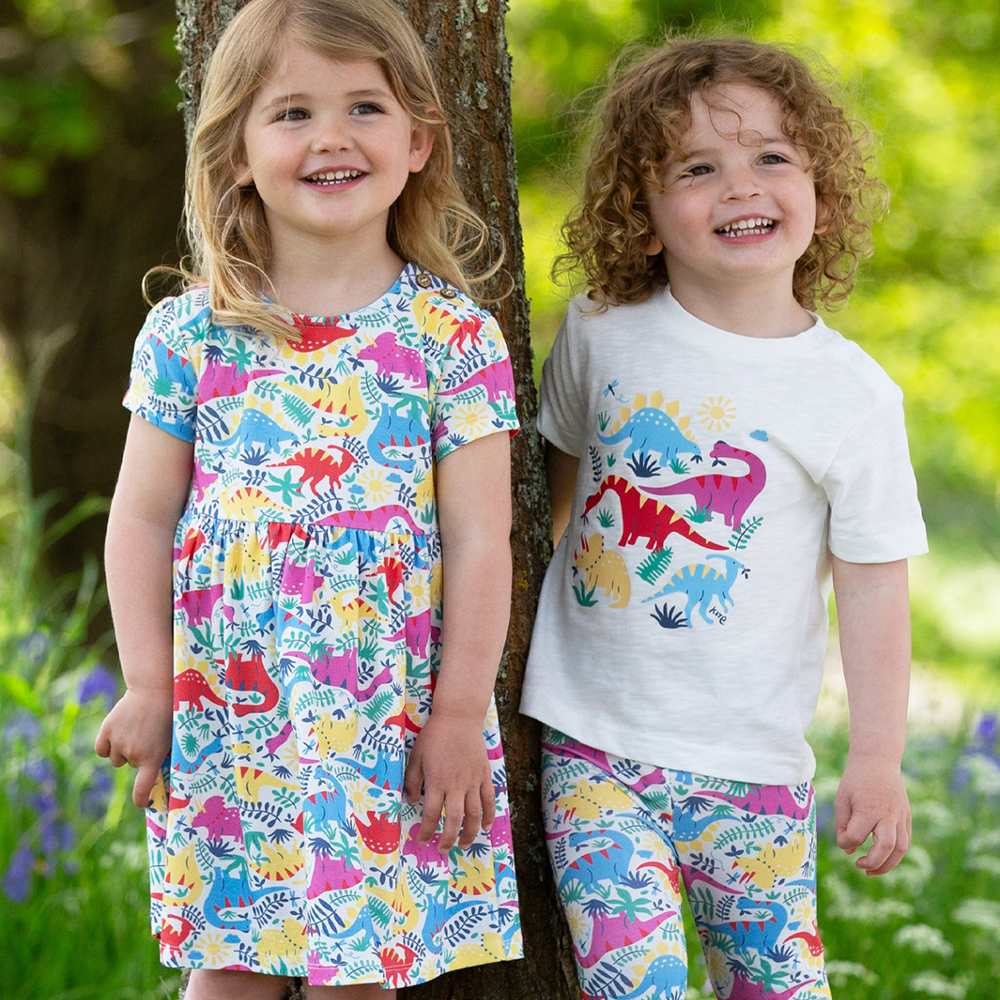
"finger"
94,724,110,758
403,751,423,805
109,749,130,768
857,817,896,871
866,836,908,876
481,774,497,833
837,806,874,854
458,789,484,848
438,793,464,852
132,764,158,809
418,788,443,842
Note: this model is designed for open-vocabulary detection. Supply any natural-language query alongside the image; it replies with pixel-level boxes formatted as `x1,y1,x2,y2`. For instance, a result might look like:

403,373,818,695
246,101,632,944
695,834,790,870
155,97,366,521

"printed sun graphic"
697,395,736,432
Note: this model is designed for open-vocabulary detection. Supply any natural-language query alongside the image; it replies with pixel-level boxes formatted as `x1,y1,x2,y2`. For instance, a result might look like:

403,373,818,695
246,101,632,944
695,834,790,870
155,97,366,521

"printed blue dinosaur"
598,407,701,464
616,954,687,999
217,409,298,452
558,828,635,895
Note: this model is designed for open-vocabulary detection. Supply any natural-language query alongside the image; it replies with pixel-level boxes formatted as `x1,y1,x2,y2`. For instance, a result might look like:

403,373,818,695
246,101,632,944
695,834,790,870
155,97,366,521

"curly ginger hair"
555,36,887,311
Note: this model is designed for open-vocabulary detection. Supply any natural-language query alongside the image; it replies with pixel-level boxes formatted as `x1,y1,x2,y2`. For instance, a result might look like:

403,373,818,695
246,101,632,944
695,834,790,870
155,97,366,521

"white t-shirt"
520,287,928,784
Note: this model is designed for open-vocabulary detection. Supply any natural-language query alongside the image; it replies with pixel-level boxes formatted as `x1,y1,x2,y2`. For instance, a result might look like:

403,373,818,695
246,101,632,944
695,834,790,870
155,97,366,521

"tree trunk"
173,1,574,997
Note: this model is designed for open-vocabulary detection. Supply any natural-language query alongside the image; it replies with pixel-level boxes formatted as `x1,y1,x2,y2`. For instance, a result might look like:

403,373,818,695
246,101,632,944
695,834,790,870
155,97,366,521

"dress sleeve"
122,296,198,443
430,308,519,463
537,310,587,457
821,392,928,562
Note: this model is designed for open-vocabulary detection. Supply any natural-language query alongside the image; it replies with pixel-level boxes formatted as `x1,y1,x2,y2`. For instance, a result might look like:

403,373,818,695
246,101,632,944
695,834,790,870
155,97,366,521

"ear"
644,233,664,256
408,122,434,173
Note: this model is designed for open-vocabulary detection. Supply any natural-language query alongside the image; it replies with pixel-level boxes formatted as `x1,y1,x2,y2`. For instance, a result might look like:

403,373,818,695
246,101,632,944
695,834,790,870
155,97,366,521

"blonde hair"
556,35,887,311
149,0,498,336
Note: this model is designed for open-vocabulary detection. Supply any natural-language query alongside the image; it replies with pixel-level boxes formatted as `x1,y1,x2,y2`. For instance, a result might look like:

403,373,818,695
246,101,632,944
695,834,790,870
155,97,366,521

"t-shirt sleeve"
821,391,928,562
537,311,587,457
431,309,519,463
122,296,198,443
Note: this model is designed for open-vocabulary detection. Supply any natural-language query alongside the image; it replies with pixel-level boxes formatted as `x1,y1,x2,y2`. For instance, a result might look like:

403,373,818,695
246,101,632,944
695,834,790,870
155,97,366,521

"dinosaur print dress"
121,263,522,987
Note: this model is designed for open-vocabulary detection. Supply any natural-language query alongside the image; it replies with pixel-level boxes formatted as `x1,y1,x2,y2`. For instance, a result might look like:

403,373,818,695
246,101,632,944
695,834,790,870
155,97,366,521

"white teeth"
307,169,364,183
716,216,775,237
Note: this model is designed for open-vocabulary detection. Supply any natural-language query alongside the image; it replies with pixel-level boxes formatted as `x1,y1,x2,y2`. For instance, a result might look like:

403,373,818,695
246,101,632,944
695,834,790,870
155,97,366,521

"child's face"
645,83,818,301
238,41,433,254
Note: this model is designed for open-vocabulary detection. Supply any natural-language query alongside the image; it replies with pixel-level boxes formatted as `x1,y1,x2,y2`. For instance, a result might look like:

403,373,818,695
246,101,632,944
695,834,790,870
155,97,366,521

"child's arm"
546,443,579,547
404,431,512,852
831,556,912,875
95,415,192,807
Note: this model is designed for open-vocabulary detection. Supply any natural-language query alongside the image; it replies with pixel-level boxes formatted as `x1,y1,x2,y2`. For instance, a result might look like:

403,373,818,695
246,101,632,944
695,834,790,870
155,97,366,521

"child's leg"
672,775,831,1000
306,987,396,998
184,969,290,1000
541,728,688,1000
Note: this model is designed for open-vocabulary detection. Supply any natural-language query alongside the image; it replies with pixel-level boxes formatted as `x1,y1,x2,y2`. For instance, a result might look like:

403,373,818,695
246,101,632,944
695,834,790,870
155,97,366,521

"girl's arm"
95,415,193,807
404,430,512,851
547,443,579,547
831,556,912,875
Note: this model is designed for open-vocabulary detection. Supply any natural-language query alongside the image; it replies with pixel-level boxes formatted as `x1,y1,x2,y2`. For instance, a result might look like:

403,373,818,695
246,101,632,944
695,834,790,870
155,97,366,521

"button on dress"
121,263,522,987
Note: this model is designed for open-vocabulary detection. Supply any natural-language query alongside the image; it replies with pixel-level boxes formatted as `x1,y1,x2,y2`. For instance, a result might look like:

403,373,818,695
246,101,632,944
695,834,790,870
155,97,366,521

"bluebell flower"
41,819,75,857
24,757,55,786
18,630,51,666
973,712,998,753
80,769,113,817
2,711,40,745
78,664,119,708
2,846,35,902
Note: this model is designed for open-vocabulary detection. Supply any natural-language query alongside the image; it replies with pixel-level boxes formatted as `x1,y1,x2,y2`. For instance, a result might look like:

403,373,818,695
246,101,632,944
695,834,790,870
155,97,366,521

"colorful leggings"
541,727,831,1000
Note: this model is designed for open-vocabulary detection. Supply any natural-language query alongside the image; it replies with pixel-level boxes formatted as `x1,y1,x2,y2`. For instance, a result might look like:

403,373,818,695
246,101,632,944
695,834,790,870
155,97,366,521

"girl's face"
644,83,819,301
238,41,433,255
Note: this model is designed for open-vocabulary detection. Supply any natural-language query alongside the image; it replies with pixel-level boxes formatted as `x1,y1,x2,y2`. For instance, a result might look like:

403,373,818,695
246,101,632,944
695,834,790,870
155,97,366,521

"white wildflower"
966,854,1000,877
951,897,1000,935
826,960,878,986
965,754,1000,796
968,828,1000,853
911,798,956,838
908,971,968,998
893,923,954,957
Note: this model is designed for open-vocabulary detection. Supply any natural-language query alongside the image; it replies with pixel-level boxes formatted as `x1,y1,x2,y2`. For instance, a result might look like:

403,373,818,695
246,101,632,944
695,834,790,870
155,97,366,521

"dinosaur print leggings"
542,728,831,1000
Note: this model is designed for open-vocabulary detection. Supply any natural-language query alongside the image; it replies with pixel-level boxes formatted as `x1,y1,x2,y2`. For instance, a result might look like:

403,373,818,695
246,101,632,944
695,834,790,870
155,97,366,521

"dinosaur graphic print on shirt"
575,386,767,629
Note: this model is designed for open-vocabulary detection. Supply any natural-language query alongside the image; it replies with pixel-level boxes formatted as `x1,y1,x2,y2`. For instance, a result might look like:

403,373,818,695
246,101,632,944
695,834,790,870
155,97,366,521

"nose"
721,163,761,202
310,116,354,154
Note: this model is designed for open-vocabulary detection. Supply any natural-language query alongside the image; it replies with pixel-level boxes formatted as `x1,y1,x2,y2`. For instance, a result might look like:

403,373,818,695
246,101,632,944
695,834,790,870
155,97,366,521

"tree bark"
173,1,573,998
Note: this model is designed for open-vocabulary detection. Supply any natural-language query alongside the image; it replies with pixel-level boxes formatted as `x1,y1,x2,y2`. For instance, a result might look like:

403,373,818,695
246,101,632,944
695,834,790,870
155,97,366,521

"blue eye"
680,164,712,179
760,152,790,165
275,107,309,122
351,102,383,116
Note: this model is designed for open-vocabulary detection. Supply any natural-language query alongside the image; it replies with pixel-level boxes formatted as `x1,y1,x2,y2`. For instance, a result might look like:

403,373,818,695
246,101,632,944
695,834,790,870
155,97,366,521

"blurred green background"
1,1,998,997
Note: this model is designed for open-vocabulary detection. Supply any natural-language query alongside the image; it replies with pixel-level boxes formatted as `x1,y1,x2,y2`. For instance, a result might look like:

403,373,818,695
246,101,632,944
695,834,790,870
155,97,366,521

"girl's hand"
834,752,912,876
404,712,495,852
94,688,173,808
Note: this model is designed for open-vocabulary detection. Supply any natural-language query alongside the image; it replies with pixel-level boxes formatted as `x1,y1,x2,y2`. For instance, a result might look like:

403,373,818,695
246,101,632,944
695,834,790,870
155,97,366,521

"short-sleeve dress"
122,263,522,988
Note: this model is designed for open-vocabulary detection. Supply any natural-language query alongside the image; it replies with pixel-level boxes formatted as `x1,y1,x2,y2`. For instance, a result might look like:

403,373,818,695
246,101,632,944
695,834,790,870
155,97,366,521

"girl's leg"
305,986,396,999
541,728,687,1000
673,776,832,1000
184,969,291,1000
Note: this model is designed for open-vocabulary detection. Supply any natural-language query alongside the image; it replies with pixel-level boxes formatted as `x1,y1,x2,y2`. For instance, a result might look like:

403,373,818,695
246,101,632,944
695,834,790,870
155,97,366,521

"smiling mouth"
715,217,776,238
303,169,365,186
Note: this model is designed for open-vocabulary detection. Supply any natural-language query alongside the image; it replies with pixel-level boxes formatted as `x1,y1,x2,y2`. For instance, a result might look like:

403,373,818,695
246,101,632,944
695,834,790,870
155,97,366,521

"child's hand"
404,712,495,853
94,687,173,808
834,752,911,876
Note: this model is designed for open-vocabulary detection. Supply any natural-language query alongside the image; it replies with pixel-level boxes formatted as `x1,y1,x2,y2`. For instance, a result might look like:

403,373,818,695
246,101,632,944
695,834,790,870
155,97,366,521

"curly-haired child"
520,36,926,1000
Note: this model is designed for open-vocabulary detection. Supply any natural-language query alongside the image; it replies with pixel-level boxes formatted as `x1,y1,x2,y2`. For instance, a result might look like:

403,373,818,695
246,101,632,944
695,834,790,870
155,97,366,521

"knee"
184,969,291,1000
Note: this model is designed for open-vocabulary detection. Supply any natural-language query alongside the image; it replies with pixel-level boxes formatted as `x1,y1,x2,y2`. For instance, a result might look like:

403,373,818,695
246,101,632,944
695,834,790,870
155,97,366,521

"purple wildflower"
2,711,41,745
24,757,55,785
41,818,75,857
81,768,113,817
973,713,998,753
78,664,119,708
2,846,35,902
18,630,50,666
